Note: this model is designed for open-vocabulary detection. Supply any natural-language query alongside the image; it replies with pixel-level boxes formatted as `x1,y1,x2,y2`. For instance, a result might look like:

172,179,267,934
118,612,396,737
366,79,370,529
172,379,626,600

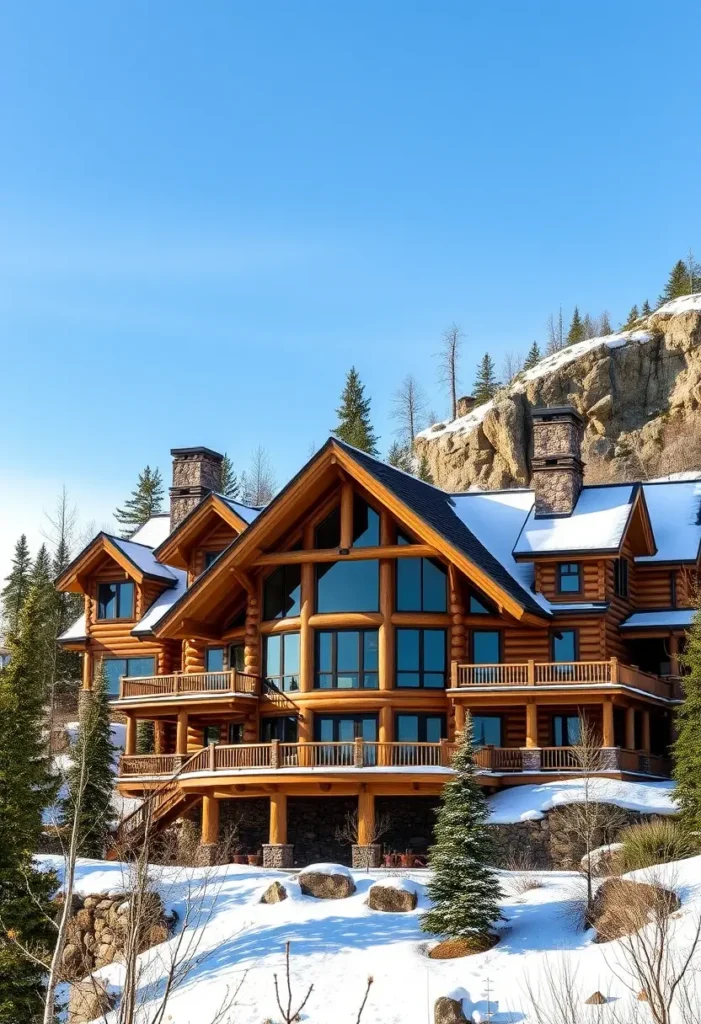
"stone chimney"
169,447,224,531
531,406,584,518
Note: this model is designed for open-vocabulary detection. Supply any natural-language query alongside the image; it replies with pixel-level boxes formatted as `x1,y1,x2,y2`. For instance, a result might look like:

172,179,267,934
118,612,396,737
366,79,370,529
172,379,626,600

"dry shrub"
428,934,498,959
587,878,680,943
619,820,695,873
503,853,545,895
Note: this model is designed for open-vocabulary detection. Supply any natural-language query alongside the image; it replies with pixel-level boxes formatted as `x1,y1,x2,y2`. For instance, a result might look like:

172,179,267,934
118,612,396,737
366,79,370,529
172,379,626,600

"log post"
154,720,167,755
357,790,375,846
448,565,467,668
125,715,136,757
669,634,680,677
300,523,314,692
201,795,220,846
525,701,538,749
269,791,287,845
82,651,93,691
453,701,466,739
625,706,636,751
378,511,395,690
176,710,189,756
602,699,615,748
641,710,651,754
340,480,354,549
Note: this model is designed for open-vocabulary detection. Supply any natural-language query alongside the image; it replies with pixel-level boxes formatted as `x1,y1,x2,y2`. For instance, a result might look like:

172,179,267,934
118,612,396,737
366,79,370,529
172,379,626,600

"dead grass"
428,933,499,959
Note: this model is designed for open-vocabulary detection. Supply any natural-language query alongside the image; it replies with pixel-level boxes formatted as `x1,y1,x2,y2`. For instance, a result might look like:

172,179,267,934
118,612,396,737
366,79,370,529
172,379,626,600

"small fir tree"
641,299,652,317
422,721,503,939
674,606,701,836
567,306,586,345
523,341,541,370
623,304,640,329
115,465,164,537
1,535,32,634
332,367,379,455
220,453,240,499
472,354,499,403
599,310,613,335
658,255,701,306
387,441,413,472
417,451,434,484
59,662,116,857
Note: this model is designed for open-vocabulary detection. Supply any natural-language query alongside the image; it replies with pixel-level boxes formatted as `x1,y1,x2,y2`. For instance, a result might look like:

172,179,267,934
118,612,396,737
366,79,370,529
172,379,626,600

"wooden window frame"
469,627,503,663
263,631,301,692
549,627,579,662
314,628,379,690
556,562,582,595
395,627,447,689
394,711,447,743
96,580,135,621
395,556,448,613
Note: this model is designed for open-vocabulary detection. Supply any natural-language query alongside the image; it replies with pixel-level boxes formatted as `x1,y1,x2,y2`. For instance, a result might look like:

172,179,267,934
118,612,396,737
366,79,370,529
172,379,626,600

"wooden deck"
452,658,675,699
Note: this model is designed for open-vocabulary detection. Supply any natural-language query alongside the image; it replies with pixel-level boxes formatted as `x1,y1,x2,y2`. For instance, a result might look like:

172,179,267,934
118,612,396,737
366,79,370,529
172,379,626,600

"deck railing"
453,658,672,698
119,669,260,699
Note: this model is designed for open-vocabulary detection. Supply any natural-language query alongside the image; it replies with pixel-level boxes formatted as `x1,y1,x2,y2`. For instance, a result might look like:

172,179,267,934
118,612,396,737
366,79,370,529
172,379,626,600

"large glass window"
264,633,300,692
316,559,379,613
263,564,301,620
468,593,491,614
97,581,134,620
353,497,380,547
471,629,501,664
557,563,581,594
315,629,378,689
315,506,340,548
205,647,224,672
552,714,580,746
314,714,378,742
101,656,155,696
395,713,446,743
396,557,447,612
472,715,502,747
261,716,298,742
228,643,245,672
551,629,577,663
396,628,446,688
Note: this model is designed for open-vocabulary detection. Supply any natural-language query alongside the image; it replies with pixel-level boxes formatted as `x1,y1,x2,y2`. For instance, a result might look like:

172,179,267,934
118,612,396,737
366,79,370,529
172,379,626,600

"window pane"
424,630,446,671
353,497,380,547
424,672,445,688
338,719,355,742
205,648,224,672
566,716,581,744
397,672,420,688
552,630,576,662
336,631,359,670
423,560,447,612
472,630,500,664
317,718,334,742
360,717,377,741
98,582,117,619
317,632,333,672
204,550,222,569
397,715,419,742
264,565,301,619
264,635,281,678
229,644,245,671
337,673,358,689
204,725,221,745
363,631,379,670
553,717,564,746
396,558,422,611
472,715,502,746
397,629,420,670
315,507,340,548
117,582,134,617
283,633,300,675
316,560,379,612
469,594,490,614
318,673,333,689
102,659,125,696
126,657,155,678
559,563,580,593
362,672,378,689
425,716,444,743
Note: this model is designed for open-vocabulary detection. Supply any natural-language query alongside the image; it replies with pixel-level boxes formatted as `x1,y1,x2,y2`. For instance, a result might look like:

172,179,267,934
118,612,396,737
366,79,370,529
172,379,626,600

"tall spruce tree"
473,354,499,403
332,367,379,455
0,586,58,1018
673,607,701,835
523,341,541,370
599,311,613,335
641,299,652,317
658,256,701,306
59,663,116,857
219,453,240,499
115,466,164,537
387,441,413,472
567,306,586,345
1,535,32,634
422,721,503,939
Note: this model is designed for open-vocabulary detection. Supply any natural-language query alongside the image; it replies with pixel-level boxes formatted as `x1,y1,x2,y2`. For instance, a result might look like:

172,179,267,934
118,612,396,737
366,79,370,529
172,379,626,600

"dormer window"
204,550,224,570
557,563,581,595
97,581,134,620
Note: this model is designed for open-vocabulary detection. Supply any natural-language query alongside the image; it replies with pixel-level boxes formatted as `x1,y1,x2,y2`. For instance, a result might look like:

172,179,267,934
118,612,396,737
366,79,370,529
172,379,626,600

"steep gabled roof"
56,532,178,593
153,492,260,568
637,480,701,564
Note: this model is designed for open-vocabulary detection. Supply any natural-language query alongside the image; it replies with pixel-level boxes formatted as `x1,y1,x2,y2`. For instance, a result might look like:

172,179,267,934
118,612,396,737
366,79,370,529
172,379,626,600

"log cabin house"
56,409,700,866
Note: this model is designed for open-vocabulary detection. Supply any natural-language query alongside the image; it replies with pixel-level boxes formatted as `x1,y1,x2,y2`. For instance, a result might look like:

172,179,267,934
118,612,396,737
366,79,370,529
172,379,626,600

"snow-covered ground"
487,778,678,824
40,845,700,1024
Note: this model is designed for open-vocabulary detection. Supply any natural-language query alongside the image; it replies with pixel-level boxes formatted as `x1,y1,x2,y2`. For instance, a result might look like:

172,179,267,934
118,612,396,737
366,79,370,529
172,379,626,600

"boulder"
434,996,468,1023
68,976,114,1023
367,882,417,913
260,881,288,904
62,943,84,974
298,864,356,900
587,878,681,942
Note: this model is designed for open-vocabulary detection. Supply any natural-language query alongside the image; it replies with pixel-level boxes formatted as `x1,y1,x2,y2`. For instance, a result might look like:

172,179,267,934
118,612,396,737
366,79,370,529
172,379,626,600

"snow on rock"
488,779,678,824
417,400,494,440
369,876,420,894
299,862,353,877
652,292,701,318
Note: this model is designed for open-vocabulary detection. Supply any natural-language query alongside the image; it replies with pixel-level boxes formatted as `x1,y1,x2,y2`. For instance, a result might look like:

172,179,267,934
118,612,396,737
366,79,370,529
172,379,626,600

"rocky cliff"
415,294,701,490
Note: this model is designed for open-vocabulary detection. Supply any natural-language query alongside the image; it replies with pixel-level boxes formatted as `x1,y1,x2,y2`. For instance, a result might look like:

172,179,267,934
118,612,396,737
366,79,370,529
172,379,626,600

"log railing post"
354,736,364,768
208,742,216,772
527,659,535,685
440,737,450,767
610,657,619,683
270,738,280,769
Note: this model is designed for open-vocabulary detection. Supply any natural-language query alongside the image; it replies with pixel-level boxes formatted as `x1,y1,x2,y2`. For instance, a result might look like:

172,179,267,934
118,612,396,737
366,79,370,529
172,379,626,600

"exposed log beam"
175,618,223,641
252,544,439,566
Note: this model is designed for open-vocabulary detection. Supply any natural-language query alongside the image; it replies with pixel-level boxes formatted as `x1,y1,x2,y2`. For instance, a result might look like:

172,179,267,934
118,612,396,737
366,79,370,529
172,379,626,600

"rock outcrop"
416,296,701,489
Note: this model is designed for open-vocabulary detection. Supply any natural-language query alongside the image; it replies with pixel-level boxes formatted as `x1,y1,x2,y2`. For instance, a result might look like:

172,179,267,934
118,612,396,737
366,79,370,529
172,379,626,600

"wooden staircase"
109,749,203,857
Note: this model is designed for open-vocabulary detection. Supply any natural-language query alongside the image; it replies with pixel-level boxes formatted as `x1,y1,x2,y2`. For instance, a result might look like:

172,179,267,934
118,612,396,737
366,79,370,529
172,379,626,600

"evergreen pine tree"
674,608,701,835
641,299,652,317
387,441,413,472
422,721,503,940
658,256,701,306
1,535,32,634
523,341,541,370
623,305,640,329
567,306,586,345
332,367,379,455
59,662,116,857
220,453,240,499
137,720,155,754
417,451,434,484
599,311,613,335
473,354,499,403
115,466,164,537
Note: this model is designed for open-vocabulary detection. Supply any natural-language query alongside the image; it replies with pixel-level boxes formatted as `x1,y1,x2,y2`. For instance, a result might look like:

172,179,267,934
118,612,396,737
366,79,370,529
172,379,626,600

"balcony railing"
453,659,673,698
118,741,671,778
119,669,260,700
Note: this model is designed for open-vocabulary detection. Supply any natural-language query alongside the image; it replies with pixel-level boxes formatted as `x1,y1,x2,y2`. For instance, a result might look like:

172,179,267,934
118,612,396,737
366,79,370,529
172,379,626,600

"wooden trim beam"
252,544,439,566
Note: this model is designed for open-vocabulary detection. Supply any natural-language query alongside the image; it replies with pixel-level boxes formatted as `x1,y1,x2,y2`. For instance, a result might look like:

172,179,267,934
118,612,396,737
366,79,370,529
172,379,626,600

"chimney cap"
531,405,584,424
170,446,224,461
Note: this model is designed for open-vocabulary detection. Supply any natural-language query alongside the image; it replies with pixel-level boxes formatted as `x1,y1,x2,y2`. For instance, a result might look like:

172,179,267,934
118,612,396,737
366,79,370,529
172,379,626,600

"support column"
602,699,615,747
300,523,314,693
525,701,538,748
125,715,136,757
625,706,636,750
641,710,651,754
176,710,189,756
263,791,294,867
669,634,680,677
196,794,221,864
453,701,466,740
448,564,467,666
82,650,93,690
340,480,354,549
154,721,167,755
353,789,382,868
378,511,395,690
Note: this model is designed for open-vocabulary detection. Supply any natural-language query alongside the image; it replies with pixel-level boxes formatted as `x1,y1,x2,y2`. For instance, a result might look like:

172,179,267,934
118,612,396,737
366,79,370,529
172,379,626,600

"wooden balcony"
452,659,673,699
119,669,260,700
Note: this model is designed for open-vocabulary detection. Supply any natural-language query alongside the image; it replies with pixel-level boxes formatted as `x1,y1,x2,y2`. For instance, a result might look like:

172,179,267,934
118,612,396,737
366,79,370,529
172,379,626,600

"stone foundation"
376,796,440,856
263,844,294,868
352,844,382,868
196,843,220,866
288,796,357,864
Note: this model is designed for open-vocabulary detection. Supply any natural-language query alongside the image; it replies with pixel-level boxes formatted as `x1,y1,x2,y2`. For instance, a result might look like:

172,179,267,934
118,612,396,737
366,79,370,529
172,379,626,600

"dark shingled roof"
333,440,549,618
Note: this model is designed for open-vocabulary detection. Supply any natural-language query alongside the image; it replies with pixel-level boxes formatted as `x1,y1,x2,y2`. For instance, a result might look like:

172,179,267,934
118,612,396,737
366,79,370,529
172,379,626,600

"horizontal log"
251,544,439,566
307,612,383,628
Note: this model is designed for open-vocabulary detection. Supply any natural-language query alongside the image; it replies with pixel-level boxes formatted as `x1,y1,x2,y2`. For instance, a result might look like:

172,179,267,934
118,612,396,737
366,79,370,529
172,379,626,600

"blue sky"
2,1,701,581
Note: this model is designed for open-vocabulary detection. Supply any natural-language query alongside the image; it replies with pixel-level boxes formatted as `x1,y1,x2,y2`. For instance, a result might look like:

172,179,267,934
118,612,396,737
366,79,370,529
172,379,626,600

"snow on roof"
108,535,178,582
513,485,635,556
58,612,87,643
620,609,696,630
450,489,550,612
131,567,188,634
487,778,678,824
218,496,261,525
653,292,701,317
637,481,701,563
129,514,171,548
